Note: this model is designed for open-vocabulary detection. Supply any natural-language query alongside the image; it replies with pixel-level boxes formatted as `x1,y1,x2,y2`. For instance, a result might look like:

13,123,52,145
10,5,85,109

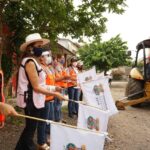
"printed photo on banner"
65,143,86,150
77,66,96,84
77,104,109,132
81,77,118,116
50,124,105,150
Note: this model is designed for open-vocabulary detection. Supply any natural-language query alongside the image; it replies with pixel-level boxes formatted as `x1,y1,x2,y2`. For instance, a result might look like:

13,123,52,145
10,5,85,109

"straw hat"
20,33,50,52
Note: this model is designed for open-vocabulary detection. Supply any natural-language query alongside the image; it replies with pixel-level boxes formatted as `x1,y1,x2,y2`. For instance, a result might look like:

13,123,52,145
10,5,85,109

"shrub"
112,68,125,80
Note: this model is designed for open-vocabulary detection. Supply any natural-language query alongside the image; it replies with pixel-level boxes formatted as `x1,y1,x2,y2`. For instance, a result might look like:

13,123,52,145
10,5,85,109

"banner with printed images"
77,104,109,132
96,72,105,79
96,72,112,84
50,124,106,150
81,77,118,116
77,66,96,84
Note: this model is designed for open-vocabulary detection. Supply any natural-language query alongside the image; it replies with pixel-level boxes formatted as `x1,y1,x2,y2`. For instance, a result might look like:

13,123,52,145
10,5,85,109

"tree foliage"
0,0,127,84
3,0,127,43
78,35,132,72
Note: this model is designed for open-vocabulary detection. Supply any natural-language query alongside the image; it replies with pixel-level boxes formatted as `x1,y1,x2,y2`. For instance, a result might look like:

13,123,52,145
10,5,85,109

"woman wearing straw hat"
15,33,65,150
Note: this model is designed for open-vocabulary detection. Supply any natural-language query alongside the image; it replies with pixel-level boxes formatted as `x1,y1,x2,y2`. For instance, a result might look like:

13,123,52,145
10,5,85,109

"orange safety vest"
67,67,77,87
55,70,68,88
45,68,55,101
62,70,69,88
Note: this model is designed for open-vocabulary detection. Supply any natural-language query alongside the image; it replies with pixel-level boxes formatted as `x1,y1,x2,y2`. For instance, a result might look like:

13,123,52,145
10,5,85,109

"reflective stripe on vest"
45,73,55,101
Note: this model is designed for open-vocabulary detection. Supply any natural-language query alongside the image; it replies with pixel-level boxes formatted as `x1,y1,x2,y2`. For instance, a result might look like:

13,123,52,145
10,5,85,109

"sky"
102,0,150,58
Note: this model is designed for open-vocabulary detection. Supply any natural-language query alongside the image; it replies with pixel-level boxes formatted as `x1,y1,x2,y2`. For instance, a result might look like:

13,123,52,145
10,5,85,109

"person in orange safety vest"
53,55,70,122
37,50,64,149
67,57,80,118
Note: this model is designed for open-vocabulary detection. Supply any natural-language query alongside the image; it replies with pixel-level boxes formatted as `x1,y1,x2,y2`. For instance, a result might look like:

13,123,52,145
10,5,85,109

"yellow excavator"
116,39,150,110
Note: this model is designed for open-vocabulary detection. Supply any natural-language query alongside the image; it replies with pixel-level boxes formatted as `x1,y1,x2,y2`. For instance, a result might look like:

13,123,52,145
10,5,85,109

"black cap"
70,57,78,62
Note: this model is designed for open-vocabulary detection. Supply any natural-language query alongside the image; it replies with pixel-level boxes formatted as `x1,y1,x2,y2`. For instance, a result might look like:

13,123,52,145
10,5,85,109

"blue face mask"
60,59,65,65
32,47,43,57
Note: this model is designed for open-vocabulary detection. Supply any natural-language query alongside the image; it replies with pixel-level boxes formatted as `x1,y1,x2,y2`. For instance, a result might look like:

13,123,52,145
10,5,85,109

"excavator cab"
116,39,150,110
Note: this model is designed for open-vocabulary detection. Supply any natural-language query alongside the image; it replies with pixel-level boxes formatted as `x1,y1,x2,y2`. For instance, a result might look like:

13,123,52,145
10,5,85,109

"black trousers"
15,101,41,150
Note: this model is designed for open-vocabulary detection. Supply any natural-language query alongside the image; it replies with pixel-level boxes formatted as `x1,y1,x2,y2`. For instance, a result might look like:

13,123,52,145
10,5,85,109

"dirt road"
105,81,150,150
0,81,150,150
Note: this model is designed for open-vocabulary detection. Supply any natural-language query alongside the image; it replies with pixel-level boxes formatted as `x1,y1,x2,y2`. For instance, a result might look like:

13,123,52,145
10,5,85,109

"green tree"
78,35,132,72
3,0,127,41
1,0,127,86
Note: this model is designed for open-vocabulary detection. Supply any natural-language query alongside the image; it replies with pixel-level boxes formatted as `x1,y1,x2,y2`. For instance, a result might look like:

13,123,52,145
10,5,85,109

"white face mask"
41,51,52,65
44,56,52,65
72,62,77,67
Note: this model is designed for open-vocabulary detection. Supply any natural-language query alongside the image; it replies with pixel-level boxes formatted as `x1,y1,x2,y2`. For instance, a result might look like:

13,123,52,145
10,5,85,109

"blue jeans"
37,102,50,145
46,101,54,135
54,97,62,122
68,87,80,116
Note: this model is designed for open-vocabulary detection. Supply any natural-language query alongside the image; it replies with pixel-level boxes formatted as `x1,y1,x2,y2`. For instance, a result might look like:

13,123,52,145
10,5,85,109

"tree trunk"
104,70,107,75
0,3,4,70
0,2,6,69
0,2,10,98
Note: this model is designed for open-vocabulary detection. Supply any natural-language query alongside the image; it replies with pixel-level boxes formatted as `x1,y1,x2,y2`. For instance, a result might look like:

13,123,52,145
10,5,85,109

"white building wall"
58,39,78,53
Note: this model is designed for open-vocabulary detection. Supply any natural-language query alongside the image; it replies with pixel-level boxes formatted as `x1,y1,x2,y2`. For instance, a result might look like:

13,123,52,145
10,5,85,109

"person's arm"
70,76,77,81
55,75,70,82
46,85,63,93
66,67,76,81
55,76,65,82
25,61,66,100
0,102,18,116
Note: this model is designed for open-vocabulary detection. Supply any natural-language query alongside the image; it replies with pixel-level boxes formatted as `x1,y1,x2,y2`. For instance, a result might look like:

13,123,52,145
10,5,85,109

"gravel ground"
105,81,150,150
1,81,150,150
